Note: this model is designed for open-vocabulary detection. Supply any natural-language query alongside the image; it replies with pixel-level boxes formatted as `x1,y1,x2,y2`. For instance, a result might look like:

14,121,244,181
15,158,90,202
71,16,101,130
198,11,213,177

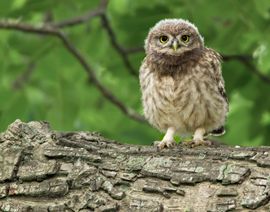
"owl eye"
181,35,190,43
159,35,169,44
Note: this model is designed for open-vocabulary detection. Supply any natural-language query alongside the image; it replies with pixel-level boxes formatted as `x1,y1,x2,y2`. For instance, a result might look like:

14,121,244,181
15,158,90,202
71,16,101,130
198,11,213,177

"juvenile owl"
139,19,228,149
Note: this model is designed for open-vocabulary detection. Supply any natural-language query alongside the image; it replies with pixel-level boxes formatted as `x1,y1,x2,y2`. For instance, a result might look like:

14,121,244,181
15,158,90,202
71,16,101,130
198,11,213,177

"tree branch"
100,14,138,77
53,0,109,28
124,46,144,54
0,19,145,123
222,54,270,84
1,120,270,211
40,0,270,85
49,0,139,77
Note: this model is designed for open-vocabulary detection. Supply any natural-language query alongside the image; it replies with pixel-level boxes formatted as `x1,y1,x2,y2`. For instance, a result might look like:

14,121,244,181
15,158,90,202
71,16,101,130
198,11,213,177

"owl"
139,19,228,149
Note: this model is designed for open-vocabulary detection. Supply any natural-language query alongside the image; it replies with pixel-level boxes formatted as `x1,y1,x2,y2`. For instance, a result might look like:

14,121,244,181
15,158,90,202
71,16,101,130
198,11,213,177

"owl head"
145,19,204,57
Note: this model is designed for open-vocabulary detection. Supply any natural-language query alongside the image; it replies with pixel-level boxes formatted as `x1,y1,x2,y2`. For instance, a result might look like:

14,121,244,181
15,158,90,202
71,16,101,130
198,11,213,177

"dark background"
0,0,270,146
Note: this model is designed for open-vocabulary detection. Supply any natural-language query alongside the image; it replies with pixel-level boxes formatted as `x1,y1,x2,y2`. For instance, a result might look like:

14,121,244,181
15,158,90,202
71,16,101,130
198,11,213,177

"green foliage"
0,0,270,146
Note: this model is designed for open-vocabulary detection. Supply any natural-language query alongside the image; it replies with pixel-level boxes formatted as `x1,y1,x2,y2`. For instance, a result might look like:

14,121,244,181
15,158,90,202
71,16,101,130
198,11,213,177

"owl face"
145,19,204,57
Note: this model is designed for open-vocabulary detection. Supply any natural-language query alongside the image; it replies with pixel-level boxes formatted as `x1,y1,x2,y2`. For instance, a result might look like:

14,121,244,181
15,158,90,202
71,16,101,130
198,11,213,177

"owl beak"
172,40,178,51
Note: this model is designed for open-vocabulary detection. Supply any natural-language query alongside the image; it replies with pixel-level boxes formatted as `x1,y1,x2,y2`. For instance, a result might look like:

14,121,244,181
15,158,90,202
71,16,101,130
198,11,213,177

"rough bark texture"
0,120,270,212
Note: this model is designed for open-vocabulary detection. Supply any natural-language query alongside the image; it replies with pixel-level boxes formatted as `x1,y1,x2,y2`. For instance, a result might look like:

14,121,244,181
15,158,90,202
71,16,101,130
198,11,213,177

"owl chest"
148,73,208,110
154,77,181,108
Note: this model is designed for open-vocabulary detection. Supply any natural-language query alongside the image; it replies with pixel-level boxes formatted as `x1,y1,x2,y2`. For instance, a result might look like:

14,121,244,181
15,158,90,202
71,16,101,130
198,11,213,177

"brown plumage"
139,19,228,148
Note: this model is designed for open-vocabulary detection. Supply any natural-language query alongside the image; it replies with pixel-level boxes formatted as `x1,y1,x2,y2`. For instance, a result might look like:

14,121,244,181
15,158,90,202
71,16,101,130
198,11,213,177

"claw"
154,139,176,149
183,139,212,148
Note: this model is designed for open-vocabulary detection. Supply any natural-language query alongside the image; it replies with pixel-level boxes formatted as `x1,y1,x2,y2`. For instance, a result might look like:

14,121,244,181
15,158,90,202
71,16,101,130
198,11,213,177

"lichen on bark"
0,119,270,211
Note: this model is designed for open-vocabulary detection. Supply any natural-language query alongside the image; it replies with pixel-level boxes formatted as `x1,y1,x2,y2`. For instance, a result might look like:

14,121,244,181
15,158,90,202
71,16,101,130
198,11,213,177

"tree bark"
0,120,269,212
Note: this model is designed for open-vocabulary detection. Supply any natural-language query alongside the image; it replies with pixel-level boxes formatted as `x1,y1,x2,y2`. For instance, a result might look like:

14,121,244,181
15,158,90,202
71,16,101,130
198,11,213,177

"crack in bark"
0,120,270,211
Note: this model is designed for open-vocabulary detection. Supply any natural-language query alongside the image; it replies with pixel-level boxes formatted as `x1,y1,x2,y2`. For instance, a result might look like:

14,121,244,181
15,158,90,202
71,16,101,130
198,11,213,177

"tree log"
0,120,270,211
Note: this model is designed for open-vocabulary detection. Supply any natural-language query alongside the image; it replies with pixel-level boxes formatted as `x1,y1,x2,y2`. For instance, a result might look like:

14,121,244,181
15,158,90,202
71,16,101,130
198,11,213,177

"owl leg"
155,127,176,149
189,127,212,147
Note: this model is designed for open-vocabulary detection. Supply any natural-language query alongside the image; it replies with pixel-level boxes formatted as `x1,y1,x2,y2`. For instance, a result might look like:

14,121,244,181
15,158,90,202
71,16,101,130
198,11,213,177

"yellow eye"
181,35,190,43
159,35,169,43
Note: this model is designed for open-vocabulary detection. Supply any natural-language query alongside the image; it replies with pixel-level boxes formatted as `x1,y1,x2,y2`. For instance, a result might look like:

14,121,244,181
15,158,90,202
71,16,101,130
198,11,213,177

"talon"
154,139,175,149
186,139,212,148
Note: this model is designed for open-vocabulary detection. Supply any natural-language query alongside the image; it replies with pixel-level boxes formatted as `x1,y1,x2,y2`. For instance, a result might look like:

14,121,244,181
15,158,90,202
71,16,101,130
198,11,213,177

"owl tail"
210,126,226,136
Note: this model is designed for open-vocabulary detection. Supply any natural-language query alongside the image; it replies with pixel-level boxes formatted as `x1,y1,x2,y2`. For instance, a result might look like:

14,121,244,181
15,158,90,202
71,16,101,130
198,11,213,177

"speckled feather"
139,19,228,136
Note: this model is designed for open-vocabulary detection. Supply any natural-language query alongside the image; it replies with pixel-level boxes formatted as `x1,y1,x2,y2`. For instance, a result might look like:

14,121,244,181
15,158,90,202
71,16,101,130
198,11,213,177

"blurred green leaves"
254,43,270,74
254,0,270,19
0,0,270,146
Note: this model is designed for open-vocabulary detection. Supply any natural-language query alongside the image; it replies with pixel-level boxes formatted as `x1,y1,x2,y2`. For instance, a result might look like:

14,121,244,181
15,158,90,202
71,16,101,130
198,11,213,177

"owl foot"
183,127,212,148
154,139,176,149
154,127,176,149
185,139,212,148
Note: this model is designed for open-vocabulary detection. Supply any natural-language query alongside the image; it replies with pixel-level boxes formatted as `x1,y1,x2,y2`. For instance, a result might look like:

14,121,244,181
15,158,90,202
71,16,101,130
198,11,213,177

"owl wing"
207,48,228,136
208,49,228,105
